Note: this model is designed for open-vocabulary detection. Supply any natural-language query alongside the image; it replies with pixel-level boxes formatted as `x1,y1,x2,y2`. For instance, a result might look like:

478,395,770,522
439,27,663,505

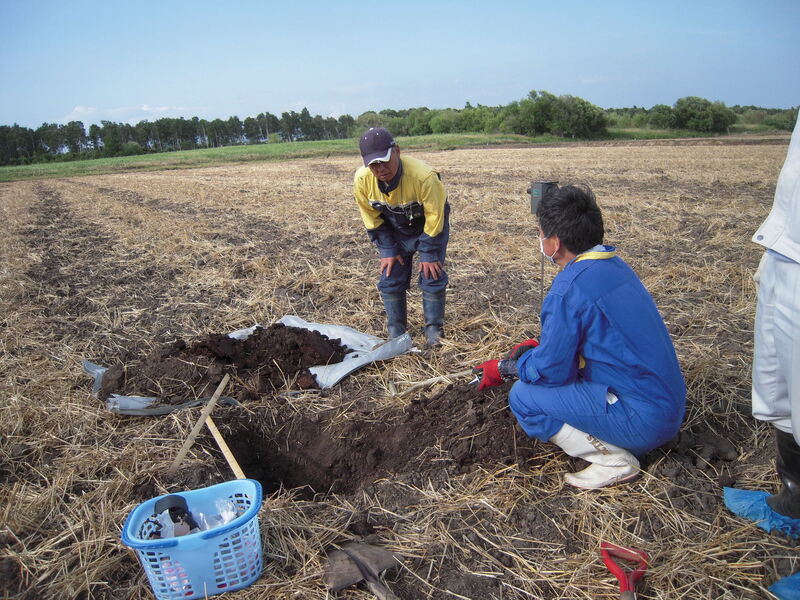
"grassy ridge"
0,129,763,182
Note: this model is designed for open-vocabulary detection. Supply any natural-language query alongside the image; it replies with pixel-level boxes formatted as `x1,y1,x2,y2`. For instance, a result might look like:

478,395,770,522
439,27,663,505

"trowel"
324,542,401,600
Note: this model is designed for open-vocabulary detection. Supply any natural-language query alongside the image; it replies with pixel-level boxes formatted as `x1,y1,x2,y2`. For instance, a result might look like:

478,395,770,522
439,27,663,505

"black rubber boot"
422,291,445,346
381,292,407,338
766,428,800,520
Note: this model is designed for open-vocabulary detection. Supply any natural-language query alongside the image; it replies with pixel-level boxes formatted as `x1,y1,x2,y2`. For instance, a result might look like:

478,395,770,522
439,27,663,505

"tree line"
0,92,796,166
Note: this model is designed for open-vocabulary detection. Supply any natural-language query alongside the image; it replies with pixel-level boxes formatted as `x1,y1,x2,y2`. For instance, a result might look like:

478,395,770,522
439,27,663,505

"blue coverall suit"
509,246,686,456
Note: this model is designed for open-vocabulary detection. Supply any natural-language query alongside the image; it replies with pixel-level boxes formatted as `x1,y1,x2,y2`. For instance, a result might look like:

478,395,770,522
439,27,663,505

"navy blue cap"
359,127,395,166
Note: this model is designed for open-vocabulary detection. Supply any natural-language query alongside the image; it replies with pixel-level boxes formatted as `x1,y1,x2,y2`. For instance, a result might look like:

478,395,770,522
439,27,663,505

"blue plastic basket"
121,479,263,600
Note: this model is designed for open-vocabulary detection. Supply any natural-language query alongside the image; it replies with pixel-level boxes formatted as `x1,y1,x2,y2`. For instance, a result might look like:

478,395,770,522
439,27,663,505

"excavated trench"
214,381,542,499
212,383,744,506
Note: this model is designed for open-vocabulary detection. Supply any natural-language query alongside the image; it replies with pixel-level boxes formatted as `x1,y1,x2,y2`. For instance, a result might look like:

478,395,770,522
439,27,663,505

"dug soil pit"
98,324,348,404
218,381,541,497
215,380,743,501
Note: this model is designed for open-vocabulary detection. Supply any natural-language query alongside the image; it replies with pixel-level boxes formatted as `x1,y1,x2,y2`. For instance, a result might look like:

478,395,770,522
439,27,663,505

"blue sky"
1,0,798,128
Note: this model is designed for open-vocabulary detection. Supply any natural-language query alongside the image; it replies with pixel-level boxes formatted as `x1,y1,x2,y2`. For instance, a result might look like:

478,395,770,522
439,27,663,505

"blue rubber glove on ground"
723,487,800,538
723,487,800,600
722,487,800,600
770,571,800,600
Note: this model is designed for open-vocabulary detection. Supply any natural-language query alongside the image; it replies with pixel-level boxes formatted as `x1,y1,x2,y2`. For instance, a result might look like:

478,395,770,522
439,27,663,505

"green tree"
88,124,102,152
513,90,559,136
490,102,521,133
280,111,301,141
297,108,320,140
355,111,384,131
195,118,210,147
673,96,736,133
407,107,433,135
257,112,280,140
227,116,244,144
243,117,261,143
741,109,767,125
764,108,798,131
429,109,460,134
99,121,122,156
133,120,152,150
207,119,227,147
0,124,36,165
648,104,676,129
62,121,86,154
453,104,478,132
549,95,607,138
121,141,144,156
336,114,356,137
36,122,64,155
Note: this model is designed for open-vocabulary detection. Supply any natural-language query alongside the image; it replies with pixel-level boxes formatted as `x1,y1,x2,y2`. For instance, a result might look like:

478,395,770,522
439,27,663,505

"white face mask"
539,235,557,264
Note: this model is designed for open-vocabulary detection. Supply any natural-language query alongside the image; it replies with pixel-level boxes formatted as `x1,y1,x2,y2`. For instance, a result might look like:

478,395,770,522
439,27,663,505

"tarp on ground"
83,315,413,415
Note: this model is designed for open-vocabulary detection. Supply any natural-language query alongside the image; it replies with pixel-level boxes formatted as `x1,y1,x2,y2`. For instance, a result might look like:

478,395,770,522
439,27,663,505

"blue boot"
422,291,445,346
381,292,407,339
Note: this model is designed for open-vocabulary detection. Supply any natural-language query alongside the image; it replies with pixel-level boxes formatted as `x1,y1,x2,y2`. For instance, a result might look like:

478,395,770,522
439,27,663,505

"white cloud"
59,104,207,125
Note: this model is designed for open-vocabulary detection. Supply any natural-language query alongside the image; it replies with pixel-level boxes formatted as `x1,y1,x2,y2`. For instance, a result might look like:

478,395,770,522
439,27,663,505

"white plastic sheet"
276,315,413,388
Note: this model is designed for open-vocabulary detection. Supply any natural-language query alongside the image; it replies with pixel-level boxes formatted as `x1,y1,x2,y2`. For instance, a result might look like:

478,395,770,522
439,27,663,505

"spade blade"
324,543,401,592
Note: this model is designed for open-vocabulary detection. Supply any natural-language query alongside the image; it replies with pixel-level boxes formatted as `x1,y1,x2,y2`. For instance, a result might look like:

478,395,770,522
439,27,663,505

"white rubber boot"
549,423,640,489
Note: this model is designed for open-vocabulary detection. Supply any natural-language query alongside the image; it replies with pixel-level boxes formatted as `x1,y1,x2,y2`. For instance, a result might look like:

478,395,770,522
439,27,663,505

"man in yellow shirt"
353,128,450,346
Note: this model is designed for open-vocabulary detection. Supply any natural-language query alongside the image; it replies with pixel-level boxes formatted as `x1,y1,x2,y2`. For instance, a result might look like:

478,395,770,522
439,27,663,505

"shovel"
324,542,401,600
600,541,649,600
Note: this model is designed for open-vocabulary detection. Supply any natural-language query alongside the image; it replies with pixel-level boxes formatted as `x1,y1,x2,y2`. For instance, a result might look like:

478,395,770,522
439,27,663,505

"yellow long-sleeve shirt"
353,155,448,261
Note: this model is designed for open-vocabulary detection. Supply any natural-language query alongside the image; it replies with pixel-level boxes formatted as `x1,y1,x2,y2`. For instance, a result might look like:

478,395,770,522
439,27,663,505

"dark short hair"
536,184,604,254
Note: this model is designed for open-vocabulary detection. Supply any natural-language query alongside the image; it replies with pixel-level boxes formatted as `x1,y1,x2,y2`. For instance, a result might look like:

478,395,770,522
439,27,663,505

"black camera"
526,181,559,215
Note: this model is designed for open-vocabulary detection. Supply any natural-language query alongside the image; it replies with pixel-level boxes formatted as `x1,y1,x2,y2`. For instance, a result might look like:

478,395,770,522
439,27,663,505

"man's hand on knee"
419,260,443,280
380,255,405,277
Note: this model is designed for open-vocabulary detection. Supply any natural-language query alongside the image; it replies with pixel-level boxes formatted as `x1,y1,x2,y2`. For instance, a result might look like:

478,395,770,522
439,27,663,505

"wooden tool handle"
167,374,230,474
395,369,473,398
205,415,246,479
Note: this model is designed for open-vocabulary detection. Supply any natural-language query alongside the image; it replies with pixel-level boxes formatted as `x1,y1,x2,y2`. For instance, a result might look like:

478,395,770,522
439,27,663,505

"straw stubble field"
0,138,796,599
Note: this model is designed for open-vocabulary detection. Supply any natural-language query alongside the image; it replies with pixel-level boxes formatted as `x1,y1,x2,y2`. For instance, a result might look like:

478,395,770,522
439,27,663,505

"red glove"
506,339,539,361
474,359,503,390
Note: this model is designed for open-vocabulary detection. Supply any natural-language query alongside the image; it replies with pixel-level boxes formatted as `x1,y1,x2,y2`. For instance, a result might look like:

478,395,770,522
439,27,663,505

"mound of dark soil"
99,324,348,404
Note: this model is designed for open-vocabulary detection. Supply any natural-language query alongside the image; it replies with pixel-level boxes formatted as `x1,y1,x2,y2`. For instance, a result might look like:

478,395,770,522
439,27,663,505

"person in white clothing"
724,110,800,598
750,110,800,520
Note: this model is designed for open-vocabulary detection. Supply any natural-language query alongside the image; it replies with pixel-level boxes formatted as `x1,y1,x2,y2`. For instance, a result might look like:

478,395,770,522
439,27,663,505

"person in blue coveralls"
724,110,800,600
353,127,449,346
474,184,686,489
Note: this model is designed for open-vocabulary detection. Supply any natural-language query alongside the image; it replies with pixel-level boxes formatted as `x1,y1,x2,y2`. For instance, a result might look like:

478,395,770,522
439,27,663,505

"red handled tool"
600,541,649,600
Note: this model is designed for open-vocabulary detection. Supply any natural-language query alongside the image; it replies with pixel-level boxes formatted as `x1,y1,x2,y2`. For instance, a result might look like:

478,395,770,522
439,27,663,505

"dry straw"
0,138,795,599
